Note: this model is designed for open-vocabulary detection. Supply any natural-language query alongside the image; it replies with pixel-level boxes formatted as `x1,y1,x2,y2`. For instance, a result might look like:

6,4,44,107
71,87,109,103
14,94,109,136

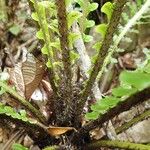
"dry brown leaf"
22,53,36,85
41,79,53,97
9,53,45,100
23,53,45,99
9,62,25,97
46,126,76,136
119,53,136,69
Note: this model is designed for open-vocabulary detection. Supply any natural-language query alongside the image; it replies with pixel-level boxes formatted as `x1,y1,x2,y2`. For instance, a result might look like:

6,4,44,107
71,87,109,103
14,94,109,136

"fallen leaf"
9,62,25,97
9,52,45,100
46,126,76,136
22,53,45,99
41,79,53,97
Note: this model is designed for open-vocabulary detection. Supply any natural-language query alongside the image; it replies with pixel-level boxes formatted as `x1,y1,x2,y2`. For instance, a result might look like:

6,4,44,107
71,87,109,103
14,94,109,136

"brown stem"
77,0,127,116
72,86,150,143
0,81,47,124
84,140,150,150
116,109,150,134
55,0,73,121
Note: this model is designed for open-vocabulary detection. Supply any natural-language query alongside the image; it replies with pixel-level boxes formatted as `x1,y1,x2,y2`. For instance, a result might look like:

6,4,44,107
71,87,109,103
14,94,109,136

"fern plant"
86,58,150,120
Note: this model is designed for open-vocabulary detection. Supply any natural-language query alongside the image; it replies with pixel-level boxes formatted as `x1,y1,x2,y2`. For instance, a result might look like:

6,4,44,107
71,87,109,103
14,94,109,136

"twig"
77,0,127,116
0,81,46,124
84,140,150,150
0,114,51,144
116,109,150,134
2,130,25,150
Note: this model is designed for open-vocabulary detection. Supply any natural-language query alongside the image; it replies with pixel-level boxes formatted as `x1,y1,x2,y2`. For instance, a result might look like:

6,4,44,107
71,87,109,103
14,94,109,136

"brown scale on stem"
55,0,73,123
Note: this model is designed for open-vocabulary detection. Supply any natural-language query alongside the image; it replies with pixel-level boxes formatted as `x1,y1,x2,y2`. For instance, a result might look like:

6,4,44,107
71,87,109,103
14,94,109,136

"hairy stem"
55,0,73,121
0,81,46,124
84,140,150,150
77,0,127,116
0,114,50,144
116,109,150,134
72,86,150,142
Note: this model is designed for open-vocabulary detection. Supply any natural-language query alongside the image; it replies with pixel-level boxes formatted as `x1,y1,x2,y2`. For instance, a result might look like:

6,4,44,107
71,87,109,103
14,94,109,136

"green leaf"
20,110,27,117
87,3,98,13
46,60,52,68
91,54,97,64
50,42,60,50
95,24,107,38
65,0,73,7
120,71,150,90
36,29,44,40
68,32,80,48
91,103,108,113
12,143,28,150
85,111,99,120
29,0,34,3
9,24,21,36
31,12,39,21
112,87,137,97
48,19,58,34
70,51,79,64
4,106,15,114
39,1,52,8
98,97,120,108
67,11,82,29
0,103,32,123
74,0,84,7
43,146,60,150
41,45,48,55
101,2,114,22
53,61,63,68
84,20,95,28
83,34,93,42
92,42,102,51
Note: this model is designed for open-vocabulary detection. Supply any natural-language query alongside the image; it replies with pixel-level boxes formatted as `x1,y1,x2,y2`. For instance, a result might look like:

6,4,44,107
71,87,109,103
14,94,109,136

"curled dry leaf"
46,126,77,136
